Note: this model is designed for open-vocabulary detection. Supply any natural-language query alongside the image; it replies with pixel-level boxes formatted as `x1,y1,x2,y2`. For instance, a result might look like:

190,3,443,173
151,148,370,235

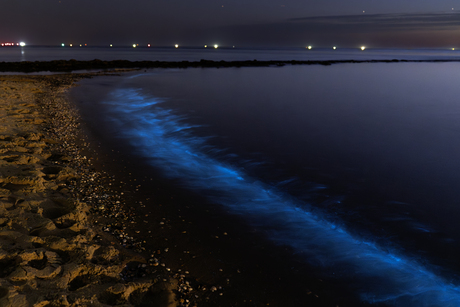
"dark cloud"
290,11,460,31
210,12,460,48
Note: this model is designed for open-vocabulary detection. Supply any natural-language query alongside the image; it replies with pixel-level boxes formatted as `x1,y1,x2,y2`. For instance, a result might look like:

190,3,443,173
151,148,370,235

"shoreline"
69,73,361,307
0,72,361,307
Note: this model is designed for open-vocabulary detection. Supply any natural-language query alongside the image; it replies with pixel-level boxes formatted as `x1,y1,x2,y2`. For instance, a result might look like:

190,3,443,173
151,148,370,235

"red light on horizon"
1,42,26,47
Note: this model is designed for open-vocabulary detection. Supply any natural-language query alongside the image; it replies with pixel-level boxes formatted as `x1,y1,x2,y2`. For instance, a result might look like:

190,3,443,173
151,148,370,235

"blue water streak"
103,88,460,306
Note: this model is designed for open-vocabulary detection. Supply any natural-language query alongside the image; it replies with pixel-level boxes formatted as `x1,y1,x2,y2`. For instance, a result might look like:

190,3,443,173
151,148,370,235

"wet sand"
0,73,361,307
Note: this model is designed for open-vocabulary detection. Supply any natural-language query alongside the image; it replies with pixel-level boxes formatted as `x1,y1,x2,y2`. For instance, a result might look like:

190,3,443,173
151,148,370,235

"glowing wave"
103,88,460,306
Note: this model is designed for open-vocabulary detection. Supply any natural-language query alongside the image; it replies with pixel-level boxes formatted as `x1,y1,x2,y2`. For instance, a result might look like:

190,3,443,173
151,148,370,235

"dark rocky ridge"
1,58,459,72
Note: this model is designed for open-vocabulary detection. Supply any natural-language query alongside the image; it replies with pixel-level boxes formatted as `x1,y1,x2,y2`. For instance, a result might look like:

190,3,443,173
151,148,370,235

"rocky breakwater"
0,75,178,307
0,58,416,73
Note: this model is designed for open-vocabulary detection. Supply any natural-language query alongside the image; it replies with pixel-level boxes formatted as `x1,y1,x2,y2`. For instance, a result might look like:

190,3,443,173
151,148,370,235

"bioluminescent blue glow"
103,87,460,306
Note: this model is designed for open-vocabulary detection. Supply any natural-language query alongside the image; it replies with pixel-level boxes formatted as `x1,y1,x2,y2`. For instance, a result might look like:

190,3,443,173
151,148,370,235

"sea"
4,46,460,306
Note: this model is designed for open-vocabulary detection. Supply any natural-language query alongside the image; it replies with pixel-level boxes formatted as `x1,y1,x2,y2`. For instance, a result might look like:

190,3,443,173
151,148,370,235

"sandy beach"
0,74,182,307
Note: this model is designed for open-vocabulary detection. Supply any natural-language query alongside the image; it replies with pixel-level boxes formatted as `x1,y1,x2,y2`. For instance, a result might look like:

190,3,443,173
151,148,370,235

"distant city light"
70,43,73,47
214,44,218,49
204,45,207,48
333,46,336,50
147,44,151,47
175,44,179,48
80,44,82,47
110,44,113,47
361,46,366,50
233,46,235,48
133,44,137,48
1,42,26,47
307,46,312,50
452,48,455,51
61,43,65,47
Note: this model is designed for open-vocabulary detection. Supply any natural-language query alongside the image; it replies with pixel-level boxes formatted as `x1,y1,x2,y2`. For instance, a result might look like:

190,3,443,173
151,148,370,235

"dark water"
72,62,460,306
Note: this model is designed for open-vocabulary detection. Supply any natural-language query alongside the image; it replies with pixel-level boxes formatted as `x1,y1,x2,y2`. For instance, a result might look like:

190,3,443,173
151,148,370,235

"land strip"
0,58,459,72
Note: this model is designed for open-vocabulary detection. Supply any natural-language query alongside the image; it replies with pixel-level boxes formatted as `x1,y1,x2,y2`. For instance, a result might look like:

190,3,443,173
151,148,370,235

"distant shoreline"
1,58,460,72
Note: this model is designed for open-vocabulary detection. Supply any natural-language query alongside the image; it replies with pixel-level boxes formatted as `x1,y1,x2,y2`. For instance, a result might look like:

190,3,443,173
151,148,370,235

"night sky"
2,0,460,48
